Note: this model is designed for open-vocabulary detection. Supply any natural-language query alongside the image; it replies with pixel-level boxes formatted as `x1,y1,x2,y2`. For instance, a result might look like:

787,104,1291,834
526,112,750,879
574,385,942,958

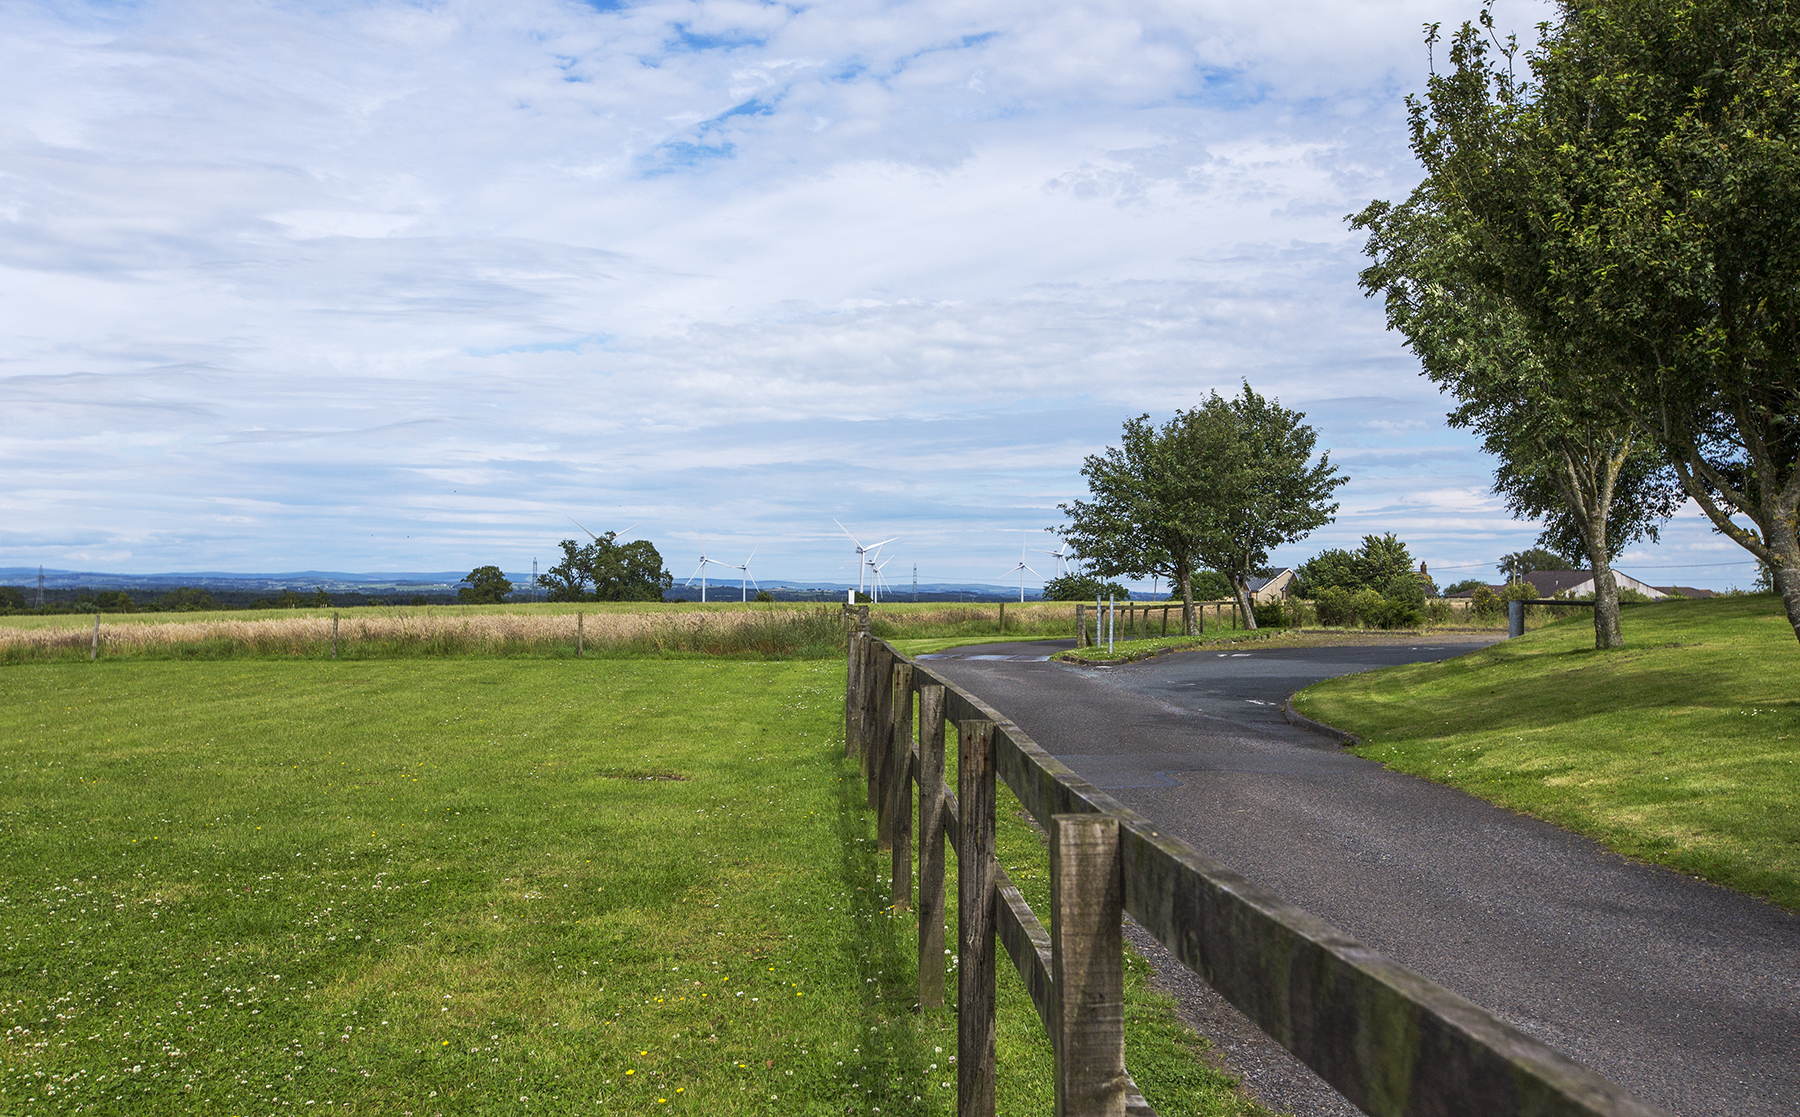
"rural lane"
918,637,1800,1117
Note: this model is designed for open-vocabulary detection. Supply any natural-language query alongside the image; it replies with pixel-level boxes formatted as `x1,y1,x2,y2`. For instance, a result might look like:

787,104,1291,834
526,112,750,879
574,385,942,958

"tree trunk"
1588,548,1624,649
1773,534,1800,648
1233,577,1258,631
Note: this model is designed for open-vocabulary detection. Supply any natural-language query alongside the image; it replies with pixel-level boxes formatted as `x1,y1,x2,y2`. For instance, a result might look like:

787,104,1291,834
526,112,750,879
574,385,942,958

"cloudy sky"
0,0,1763,591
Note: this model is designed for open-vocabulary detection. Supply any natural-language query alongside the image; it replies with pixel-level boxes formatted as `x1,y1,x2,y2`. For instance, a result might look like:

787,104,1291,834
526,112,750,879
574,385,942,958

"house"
1520,569,1668,600
1246,568,1296,604
1655,586,1718,599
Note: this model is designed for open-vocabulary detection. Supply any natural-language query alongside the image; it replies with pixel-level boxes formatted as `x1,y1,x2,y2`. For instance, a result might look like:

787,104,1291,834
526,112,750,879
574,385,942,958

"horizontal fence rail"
843,627,1669,1117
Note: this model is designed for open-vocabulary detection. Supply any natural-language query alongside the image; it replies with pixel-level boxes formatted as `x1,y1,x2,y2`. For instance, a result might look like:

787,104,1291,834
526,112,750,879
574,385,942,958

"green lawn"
1292,594,1800,910
0,657,1260,1115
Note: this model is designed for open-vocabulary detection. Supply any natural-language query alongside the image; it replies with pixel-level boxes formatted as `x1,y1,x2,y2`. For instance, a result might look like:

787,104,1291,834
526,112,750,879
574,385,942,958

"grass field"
0,656,1261,1115
1292,594,1800,911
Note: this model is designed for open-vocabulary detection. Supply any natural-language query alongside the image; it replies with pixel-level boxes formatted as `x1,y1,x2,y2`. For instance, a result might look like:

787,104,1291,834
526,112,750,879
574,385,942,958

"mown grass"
1292,594,1800,910
0,657,1261,1115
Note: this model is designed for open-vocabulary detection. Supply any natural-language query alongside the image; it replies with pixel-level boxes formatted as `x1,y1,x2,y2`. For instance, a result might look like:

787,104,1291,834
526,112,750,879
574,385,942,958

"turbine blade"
568,516,601,541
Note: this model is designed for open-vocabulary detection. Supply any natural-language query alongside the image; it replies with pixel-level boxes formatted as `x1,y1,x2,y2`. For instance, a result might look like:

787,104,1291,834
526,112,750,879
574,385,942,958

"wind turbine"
870,556,896,603
685,542,730,603
1004,537,1040,603
834,520,896,598
569,516,641,544
732,549,760,603
1034,540,1072,577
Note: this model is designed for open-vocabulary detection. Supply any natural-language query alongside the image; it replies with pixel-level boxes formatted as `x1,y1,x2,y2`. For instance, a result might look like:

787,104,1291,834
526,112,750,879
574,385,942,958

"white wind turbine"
685,540,731,603
834,520,896,598
1004,536,1040,604
568,516,641,544
732,549,760,603
870,555,896,603
1034,539,1072,577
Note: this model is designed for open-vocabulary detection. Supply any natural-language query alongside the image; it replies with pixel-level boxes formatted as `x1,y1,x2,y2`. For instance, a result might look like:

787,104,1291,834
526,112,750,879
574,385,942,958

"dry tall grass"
0,607,850,661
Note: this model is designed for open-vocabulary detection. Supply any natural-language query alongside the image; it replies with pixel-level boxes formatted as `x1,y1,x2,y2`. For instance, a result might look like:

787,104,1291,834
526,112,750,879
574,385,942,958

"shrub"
1314,586,1355,626
1253,601,1287,628
1350,588,1387,628
1424,598,1454,625
1470,585,1503,621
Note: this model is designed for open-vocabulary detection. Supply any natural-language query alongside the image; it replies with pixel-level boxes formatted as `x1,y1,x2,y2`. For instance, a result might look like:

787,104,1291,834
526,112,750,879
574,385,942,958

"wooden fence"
843,625,1668,1117
1074,601,1243,647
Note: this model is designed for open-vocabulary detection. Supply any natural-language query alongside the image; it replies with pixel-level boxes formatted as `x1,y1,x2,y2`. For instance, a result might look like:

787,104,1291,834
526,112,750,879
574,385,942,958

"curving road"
919,637,1800,1117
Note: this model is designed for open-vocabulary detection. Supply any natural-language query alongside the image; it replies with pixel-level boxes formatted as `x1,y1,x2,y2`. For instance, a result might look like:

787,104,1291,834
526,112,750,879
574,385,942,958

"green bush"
1314,586,1355,626
1253,601,1287,627
1425,598,1454,625
1471,585,1503,621
1350,588,1386,627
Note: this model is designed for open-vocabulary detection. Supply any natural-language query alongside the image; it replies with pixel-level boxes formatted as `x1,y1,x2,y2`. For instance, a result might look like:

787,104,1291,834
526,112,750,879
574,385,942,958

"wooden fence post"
845,631,865,759
918,684,947,1009
998,601,1006,636
859,638,878,784
889,663,914,910
871,646,894,823
957,718,997,1117
332,612,339,660
91,614,99,661
1051,814,1126,1117
577,612,584,658
1075,603,1087,648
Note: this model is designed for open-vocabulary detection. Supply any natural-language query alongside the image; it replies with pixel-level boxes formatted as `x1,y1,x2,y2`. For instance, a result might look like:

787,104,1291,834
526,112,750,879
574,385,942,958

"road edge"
1282,697,1361,746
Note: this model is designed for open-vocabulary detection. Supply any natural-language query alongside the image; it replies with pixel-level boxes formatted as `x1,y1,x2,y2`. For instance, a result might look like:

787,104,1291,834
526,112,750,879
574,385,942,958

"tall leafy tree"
542,535,673,602
458,565,513,604
1399,1,1800,645
1060,384,1346,633
1354,153,1680,647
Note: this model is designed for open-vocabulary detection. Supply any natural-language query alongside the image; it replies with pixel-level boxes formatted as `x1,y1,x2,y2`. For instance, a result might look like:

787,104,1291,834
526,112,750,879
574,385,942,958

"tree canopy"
1059,384,1346,633
542,535,672,602
1296,534,1420,597
1390,0,1800,645
458,566,514,605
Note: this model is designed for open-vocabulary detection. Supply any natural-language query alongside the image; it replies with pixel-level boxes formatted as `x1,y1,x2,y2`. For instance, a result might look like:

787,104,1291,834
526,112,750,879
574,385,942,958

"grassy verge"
1292,594,1800,911
0,657,1260,1114
1055,626,1503,664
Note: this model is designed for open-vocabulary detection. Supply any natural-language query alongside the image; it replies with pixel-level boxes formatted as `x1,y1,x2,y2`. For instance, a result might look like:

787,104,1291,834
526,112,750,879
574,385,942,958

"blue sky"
0,0,1764,591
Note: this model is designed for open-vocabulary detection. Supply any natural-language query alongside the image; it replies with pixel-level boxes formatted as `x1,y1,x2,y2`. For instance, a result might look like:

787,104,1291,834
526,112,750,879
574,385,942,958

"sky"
0,0,1767,592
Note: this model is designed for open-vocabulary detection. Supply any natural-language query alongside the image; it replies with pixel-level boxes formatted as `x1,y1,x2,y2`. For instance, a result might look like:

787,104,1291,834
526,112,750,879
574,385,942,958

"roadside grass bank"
0,607,846,663
1055,626,1501,664
1291,594,1800,911
0,658,1260,1115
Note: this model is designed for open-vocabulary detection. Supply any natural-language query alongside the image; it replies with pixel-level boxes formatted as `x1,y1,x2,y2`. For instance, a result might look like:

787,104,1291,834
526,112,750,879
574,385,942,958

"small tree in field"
458,566,513,605
1060,384,1346,634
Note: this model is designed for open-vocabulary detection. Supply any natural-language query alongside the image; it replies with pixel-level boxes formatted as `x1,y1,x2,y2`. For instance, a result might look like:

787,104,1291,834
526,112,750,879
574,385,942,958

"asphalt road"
920,638,1800,1117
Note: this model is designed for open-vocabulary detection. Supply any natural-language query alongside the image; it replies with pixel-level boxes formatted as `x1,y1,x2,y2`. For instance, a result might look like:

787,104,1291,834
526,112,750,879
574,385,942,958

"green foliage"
1383,572,1426,608
93,589,134,613
157,587,217,612
1059,382,1347,630
1189,569,1234,601
456,565,513,604
1371,0,1800,643
543,534,673,602
312,587,331,608
1296,534,1418,596
1040,573,1132,601
1252,601,1287,628
754,589,774,602
0,586,24,612
1443,579,1487,596
1498,548,1574,582
1470,585,1503,621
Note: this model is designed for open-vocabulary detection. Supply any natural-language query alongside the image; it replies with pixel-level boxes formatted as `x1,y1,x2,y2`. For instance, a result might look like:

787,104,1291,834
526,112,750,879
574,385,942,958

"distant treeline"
0,585,461,614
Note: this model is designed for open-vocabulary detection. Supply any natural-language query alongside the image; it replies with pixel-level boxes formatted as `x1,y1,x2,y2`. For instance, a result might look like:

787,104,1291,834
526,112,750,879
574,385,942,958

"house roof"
1245,568,1294,594
1522,570,1592,596
1655,585,1718,599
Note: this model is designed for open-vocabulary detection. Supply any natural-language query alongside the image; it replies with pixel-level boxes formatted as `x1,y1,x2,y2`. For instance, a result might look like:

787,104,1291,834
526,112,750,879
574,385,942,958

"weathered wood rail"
1074,600,1243,647
844,625,1669,1117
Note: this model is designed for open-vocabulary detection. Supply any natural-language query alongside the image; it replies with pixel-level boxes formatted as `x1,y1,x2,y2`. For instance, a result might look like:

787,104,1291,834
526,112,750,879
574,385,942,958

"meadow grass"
1291,594,1800,910
0,607,848,663
0,657,1261,1115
